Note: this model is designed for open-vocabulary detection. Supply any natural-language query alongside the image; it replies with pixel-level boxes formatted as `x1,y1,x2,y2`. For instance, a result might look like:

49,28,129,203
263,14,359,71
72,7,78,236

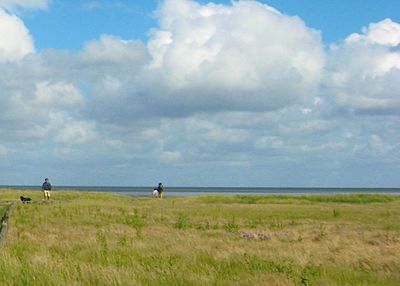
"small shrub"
195,220,211,231
224,218,239,233
333,208,340,218
300,264,320,286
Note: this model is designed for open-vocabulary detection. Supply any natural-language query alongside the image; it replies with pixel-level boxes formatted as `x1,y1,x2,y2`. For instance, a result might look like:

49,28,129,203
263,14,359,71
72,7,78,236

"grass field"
0,190,399,285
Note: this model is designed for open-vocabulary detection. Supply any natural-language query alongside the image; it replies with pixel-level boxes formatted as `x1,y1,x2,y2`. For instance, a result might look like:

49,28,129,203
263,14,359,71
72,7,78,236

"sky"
0,0,400,187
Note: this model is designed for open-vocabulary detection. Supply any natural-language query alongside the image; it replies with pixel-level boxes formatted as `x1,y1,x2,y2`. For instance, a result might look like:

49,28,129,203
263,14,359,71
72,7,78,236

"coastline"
1,185,400,197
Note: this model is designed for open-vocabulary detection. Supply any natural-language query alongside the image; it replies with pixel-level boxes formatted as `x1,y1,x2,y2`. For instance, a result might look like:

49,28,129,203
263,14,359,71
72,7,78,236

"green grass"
0,190,399,285
198,194,400,204
0,203,11,229
0,205,8,220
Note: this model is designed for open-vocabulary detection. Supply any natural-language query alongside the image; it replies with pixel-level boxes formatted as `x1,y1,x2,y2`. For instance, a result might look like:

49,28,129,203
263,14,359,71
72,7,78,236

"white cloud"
82,35,149,65
0,53,88,142
346,18,400,47
327,18,400,113
1,0,400,186
0,0,49,11
34,81,84,107
144,0,324,113
51,113,98,145
0,8,35,62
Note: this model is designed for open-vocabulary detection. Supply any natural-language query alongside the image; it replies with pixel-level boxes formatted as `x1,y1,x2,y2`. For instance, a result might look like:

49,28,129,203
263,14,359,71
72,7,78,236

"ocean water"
2,186,400,197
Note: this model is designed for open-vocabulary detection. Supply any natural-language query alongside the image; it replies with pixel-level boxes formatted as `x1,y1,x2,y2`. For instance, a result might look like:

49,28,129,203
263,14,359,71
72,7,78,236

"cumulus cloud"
0,54,88,143
143,0,324,114
1,0,400,186
0,8,35,61
346,18,400,47
327,18,400,114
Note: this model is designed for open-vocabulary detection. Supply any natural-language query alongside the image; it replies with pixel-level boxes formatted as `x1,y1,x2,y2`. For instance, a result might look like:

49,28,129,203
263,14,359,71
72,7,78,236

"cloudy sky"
1,0,400,187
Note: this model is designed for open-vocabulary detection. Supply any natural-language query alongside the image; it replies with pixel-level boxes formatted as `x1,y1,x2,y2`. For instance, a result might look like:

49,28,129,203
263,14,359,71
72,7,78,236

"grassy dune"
0,190,399,285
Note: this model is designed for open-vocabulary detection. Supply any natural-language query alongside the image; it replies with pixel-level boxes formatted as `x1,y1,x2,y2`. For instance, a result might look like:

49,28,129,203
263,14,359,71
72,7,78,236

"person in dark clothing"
157,182,164,198
42,178,52,200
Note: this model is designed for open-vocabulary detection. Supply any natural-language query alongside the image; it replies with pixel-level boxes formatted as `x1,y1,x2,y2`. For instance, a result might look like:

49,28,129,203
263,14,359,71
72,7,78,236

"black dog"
20,196,32,203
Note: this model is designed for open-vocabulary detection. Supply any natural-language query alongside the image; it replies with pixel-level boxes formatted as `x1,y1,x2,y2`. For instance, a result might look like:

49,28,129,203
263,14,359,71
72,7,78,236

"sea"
1,186,400,197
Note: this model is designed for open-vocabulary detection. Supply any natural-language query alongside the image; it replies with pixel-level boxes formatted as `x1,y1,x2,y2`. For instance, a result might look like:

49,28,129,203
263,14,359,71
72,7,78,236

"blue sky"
1,0,400,187
23,0,400,50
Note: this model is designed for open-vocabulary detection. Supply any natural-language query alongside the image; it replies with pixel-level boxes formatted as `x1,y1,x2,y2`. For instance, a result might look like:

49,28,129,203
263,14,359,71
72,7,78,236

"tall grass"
0,190,399,285
197,194,400,204
0,205,9,221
